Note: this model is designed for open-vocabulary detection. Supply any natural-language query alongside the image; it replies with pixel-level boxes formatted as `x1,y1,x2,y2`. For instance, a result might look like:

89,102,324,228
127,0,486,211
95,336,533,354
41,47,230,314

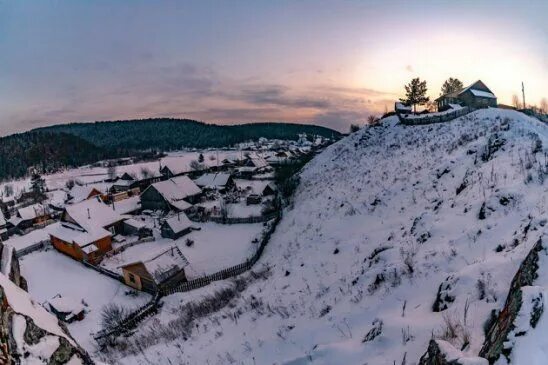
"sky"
0,0,546,135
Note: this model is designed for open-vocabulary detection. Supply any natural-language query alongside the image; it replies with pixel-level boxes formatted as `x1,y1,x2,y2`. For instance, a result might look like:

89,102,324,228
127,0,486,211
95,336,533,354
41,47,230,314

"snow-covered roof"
0,244,14,276
65,197,124,232
0,210,6,227
69,184,106,203
248,156,269,168
18,203,48,221
164,213,193,234
0,272,75,345
146,175,201,209
469,89,496,98
395,102,412,111
194,173,232,188
125,247,189,283
124,218,146,230
234,179,276,195
49,222,111,247
48,296,85,315
111,196,141,215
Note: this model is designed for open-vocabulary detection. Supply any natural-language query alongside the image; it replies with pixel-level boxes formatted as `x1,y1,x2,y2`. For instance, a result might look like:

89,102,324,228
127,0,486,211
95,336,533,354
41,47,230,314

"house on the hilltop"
121,247,190,293
140,175,201,212
194,173,234,192
161,213,196,240
436,80,497,111
49,197,125,264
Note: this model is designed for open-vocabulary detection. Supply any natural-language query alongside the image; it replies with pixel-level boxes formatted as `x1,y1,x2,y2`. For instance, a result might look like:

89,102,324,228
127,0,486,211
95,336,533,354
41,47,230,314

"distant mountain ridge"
0,118,340,181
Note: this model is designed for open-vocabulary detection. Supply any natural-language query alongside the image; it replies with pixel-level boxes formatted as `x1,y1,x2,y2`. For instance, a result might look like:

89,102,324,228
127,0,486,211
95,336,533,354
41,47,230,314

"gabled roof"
124,247,189,284
164,213,194,234
18,203,48,221
144,176,201,209
436,80,496,101
65,197,123,232
194,173,232,188
69,185,105,203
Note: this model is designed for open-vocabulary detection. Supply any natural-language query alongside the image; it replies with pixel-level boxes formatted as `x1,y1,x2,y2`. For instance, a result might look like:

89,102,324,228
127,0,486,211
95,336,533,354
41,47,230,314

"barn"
121,247,190,293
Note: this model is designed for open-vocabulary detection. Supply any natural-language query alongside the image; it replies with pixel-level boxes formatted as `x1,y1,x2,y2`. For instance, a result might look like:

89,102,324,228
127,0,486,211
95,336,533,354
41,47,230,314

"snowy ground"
98,109,546,365
100,222,263,279
19,249,151,352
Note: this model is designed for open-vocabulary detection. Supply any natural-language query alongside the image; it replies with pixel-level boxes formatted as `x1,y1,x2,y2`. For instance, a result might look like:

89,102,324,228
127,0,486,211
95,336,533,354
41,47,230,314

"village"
0,134,332,350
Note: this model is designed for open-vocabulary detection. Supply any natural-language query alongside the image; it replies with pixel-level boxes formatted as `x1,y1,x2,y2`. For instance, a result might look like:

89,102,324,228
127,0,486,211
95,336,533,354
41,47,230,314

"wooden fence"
82,260,123,282
94,210,282,343
15,240,51,258
398,107,473,125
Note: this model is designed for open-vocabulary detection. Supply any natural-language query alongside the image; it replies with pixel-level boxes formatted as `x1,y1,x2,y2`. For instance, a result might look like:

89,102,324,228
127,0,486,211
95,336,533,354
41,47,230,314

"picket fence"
94,211,281,343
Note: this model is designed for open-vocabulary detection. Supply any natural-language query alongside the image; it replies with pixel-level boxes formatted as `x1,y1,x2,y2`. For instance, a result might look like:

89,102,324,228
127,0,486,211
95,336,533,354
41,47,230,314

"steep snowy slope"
104,109,547,365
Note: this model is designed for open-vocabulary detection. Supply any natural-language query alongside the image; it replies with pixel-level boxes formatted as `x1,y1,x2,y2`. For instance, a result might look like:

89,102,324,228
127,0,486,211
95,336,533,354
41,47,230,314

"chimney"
87,208,90,219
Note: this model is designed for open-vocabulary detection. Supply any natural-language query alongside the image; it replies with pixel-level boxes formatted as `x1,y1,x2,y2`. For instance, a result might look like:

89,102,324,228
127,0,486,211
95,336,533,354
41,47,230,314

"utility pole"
522,82,526,110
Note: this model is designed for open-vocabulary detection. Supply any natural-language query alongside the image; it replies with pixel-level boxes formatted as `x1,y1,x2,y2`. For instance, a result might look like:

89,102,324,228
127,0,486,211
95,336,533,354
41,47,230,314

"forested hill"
0,119,339,180
36,118,340,151
0,132,121,180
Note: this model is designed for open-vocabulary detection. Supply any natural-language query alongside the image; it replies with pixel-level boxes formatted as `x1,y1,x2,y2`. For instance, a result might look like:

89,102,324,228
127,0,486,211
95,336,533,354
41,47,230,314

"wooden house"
68,185,106,204
49,197,125,264
436,80,497,111
12,203,51,230
140,175,201,212
121,247,189,293
161,213,195,240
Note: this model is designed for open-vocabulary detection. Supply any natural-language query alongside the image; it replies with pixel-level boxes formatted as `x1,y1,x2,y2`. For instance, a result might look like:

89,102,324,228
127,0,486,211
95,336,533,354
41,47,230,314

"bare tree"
512,94,521,109
3,184,14,198
367,115,380,125
349,124,361,133
140,167,152,179
107,164,117,181
540,98,547,114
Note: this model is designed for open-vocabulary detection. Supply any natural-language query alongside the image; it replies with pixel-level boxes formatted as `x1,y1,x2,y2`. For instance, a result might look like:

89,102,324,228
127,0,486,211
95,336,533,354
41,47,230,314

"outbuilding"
121,247,189,293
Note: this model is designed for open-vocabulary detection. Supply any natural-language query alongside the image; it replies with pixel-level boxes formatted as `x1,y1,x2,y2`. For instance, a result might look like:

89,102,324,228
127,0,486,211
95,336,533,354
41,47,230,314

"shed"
121,247,189,293
161,213,195,239
48,296,86,323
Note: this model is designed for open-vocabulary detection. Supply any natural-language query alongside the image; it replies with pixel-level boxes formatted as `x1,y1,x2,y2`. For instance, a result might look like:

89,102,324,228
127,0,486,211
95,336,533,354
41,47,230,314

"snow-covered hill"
103,109,547,365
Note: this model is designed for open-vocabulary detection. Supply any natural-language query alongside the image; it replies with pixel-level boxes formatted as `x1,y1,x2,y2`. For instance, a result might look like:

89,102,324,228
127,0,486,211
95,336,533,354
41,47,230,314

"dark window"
128,273,136,283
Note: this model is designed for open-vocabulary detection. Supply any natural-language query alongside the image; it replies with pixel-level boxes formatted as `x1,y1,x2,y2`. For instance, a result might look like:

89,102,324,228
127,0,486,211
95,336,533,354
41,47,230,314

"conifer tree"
400,78,430,113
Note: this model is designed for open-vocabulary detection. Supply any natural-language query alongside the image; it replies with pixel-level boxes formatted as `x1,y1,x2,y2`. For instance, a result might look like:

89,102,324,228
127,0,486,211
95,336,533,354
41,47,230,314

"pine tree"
440,78,463,95
30,168,46,202
198,153,204,163
400,78,430,113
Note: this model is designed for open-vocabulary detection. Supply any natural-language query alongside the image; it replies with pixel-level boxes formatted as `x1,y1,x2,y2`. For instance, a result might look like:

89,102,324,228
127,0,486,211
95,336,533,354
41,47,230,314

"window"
128,273,136,283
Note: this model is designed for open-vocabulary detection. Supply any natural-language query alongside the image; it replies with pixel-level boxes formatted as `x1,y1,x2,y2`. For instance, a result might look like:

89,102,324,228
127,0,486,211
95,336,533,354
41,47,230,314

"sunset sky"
0,0,546,135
